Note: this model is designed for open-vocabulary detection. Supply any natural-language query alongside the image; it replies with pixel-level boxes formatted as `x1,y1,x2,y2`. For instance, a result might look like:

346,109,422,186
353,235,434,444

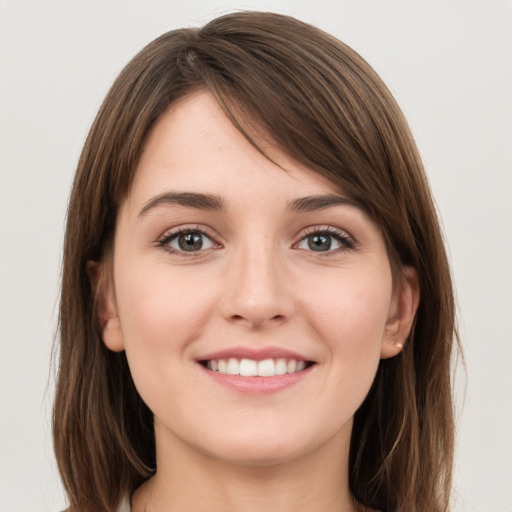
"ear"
381,267,420,359
86,260,125,352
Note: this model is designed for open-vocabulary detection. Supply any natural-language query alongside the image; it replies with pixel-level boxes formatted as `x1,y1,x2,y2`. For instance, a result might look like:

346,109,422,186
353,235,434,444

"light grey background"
1,1,511,511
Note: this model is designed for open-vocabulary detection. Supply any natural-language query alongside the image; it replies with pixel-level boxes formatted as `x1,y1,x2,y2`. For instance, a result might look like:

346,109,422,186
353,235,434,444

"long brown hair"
53,11,458,512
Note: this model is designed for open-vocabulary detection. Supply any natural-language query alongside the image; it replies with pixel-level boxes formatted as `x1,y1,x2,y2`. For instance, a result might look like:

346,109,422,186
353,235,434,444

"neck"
132,421,361,512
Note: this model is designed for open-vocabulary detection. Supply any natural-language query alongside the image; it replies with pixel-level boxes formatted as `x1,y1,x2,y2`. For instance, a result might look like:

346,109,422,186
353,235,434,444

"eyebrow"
287,194,365,213
138,191,364,218
138,192,226,217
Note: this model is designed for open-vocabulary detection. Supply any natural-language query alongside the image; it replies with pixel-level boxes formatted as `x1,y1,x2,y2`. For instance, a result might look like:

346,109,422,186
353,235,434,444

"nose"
220,239,295,329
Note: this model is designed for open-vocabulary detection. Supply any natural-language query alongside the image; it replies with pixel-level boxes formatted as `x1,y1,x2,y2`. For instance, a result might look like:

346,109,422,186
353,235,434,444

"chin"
191,418,347,469
206,440,309,468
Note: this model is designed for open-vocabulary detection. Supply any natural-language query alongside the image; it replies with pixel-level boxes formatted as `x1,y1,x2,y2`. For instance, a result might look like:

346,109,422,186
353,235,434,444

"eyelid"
156,224,222,255
153,223,355,256
294,225,356,253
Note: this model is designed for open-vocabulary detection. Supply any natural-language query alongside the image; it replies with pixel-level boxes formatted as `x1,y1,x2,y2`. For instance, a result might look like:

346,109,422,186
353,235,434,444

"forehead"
124,91,348,213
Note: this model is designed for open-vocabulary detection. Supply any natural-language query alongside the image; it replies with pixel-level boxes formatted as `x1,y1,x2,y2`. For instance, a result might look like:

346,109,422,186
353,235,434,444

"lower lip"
199,364,313,394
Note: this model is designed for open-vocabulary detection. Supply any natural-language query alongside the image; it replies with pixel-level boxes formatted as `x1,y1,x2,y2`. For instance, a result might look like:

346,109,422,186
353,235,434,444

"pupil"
179,233,203,251
308,234,331,251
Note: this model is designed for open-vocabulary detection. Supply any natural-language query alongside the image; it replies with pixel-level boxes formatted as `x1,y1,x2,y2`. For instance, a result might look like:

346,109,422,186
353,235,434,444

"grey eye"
306,234,332,251
169,231,215,252
296,231,350,252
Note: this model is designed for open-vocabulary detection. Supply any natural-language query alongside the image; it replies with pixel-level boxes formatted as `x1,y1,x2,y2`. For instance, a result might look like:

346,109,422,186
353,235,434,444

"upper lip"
198,346,312,362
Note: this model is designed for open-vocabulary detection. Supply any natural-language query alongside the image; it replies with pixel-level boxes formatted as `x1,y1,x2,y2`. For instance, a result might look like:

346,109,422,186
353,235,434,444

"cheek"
299,266,392,364
115,262,217,357
113,262,221,414
267,266,393,444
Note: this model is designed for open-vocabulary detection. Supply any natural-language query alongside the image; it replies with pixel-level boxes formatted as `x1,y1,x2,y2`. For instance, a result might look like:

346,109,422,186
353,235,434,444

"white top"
118,495,131,512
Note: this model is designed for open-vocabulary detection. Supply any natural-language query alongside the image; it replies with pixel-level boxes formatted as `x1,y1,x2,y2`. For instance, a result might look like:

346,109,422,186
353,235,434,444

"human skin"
95,91,419,511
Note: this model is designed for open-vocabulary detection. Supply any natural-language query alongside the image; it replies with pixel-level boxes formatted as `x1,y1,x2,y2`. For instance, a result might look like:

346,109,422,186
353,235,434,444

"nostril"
230,313,284,322
229,313,286,327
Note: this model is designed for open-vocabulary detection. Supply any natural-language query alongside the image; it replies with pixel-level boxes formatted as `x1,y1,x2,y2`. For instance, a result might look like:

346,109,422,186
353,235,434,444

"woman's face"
100,91,415,467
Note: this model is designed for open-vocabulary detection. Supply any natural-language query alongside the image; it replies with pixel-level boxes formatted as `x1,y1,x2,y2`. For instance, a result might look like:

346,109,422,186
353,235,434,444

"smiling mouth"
199,358,315,377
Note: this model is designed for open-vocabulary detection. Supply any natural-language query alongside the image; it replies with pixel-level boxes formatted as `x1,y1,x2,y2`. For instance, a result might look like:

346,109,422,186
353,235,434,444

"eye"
158,228,217,254
296,227,354,253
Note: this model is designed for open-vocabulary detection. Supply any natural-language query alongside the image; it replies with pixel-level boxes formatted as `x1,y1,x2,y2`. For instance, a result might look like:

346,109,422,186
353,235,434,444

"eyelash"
295,226,355,255
155,225,355,257
156,226,219,257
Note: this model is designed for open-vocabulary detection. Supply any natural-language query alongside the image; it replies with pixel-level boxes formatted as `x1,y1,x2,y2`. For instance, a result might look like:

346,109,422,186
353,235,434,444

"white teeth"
206,357,310,377
275,358,287,375
257,358,274,377
227,358,239,375
239,358,258,376
286,359,297,373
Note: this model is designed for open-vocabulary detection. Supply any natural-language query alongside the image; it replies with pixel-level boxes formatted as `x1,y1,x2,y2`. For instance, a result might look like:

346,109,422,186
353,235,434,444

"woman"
53,11,457,512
